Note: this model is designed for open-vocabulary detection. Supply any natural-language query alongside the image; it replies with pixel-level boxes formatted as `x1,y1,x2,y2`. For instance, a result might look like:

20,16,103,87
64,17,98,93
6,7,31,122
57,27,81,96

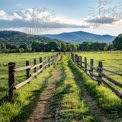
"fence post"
8,62,16,102
90,59,94,73
48,57,50,67
84,57,87,72
98,61,103,85
75,54,78,64
77,55,79,65
71,53,74,62
74,54,76,63
26,61,30,79
78,56,80,65
34,58,36,73
39,57,43,69
80,56,82,67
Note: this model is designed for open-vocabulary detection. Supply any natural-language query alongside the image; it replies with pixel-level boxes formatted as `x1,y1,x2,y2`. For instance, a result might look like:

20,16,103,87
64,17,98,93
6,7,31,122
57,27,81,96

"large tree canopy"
113,34,122,50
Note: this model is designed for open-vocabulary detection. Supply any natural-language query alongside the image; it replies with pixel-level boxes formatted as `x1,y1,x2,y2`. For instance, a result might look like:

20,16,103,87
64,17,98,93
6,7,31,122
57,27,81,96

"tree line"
0,40,118,53
0,33,121,53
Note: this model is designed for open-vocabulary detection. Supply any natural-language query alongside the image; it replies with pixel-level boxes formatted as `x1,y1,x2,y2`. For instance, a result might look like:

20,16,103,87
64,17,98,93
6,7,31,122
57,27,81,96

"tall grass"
0,63,55,122
0,52,55,101
68,57,122,114
48,55,99,122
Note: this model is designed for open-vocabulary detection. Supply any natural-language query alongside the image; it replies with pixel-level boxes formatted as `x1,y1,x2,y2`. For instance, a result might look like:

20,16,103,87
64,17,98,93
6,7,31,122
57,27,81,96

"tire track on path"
68,59,113,122
26,66,61,122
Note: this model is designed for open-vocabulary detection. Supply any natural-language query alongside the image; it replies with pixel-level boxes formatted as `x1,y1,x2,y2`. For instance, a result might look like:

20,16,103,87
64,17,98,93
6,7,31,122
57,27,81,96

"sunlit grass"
50,55,97,122
76,52,122,73
0,64,55,122
68,58,121,112
0,52,55,101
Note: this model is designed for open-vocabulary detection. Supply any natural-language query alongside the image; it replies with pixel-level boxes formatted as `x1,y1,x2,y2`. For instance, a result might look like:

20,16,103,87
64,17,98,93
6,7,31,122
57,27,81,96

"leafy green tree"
0,43,6,52
0,44,1,52
61,42,67,51
32,41,40,52
79,42,91,51
19,44,30,52
113,34,122,50
70,44,77,51
46,41,61,51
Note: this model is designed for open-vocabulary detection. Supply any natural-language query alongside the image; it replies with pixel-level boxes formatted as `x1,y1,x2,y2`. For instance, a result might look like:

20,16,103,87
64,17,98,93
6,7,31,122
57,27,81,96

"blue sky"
0,0,122,35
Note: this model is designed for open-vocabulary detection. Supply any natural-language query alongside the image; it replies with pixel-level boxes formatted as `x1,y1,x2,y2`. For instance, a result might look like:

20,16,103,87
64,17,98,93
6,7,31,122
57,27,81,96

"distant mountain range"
45,31,116,43
0,31,116,45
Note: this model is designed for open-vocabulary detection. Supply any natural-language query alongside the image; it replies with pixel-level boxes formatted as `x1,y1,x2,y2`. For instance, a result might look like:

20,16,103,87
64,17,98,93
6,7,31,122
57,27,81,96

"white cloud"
0,10,6,16
0,10,15,20
85,16,120,24
13,13,23,20
0,8,89,34
2,8,121,35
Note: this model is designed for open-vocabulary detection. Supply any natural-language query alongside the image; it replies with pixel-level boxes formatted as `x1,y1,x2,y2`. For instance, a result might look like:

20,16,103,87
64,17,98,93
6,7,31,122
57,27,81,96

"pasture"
0,52,122,122
0,52,54,100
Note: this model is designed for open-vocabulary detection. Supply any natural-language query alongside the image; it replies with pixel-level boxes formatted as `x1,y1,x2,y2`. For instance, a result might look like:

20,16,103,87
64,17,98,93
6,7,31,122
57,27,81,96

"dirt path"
82,88,111,122
72,70,112,122
26,67,61,122
26,56,113,122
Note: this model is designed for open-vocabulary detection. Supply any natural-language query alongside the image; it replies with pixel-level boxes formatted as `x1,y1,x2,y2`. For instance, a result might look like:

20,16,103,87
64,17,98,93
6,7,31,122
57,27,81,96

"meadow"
76,51,122,93
0,54,100,122
0,52,55,101
76,51,122,73
0,52,122,121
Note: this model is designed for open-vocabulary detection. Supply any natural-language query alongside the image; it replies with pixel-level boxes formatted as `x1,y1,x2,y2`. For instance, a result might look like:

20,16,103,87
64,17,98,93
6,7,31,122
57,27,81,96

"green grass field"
0,52,122,121
0,52,55,101
49,55,97,121
76,52,122,73
73,52,122,113
0,55,100,122
76,52,122,93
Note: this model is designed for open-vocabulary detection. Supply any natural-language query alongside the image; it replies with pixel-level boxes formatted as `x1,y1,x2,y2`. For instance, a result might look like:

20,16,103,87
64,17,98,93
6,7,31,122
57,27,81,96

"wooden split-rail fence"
71,53,122,100
8,54,59,102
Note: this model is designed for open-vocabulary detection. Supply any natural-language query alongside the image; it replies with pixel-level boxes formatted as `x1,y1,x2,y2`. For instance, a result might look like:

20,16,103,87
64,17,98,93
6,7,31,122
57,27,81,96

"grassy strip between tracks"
47,55,99,122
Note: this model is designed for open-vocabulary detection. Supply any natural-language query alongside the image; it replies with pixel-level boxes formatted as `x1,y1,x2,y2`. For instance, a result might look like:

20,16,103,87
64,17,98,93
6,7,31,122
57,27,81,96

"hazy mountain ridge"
0,31,116,45
45,31,116,43
0,31,60,45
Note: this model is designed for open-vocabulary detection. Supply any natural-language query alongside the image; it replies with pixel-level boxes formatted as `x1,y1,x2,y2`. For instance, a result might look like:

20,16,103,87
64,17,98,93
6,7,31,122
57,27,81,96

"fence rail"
8,54,59,102
71,53,122,99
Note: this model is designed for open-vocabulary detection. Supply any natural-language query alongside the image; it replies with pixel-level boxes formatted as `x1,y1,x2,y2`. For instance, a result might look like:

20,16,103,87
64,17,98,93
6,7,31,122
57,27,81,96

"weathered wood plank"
99,72,122,88
96,77,122,99
14,66,31,72
14,76,32,89
31,63,43,70
98,67,122,76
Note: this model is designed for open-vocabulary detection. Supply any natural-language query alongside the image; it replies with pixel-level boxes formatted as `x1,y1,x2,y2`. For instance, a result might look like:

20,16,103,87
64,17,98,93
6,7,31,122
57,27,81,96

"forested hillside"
0,31,58,45
0,31,120,53
45,31,115,43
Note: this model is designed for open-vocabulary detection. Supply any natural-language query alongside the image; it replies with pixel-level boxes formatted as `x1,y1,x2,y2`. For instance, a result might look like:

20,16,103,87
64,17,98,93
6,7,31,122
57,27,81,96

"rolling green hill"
0,31,60,45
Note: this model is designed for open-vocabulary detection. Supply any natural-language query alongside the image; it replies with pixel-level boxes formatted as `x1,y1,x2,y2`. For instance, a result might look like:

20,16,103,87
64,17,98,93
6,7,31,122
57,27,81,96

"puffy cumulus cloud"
85,16,119,24
0,8,89,33
0,10,15,20
0,10,6,16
